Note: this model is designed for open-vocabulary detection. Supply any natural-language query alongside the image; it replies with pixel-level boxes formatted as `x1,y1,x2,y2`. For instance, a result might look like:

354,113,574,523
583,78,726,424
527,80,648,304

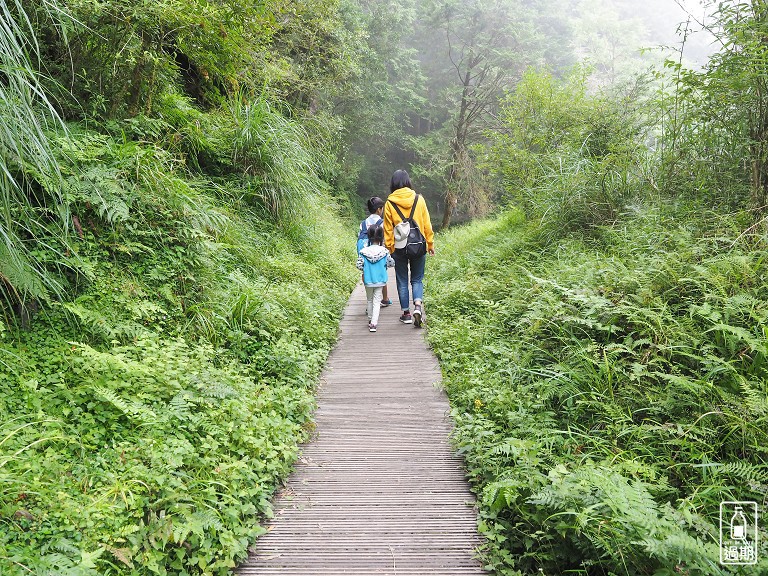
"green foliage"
0,56,356,574
487,68,651,238
15,2,768,576
337,0,427,199
31,0,278,118
0,333,307,575
227,91,335,223
428,208,768,575
0,0,71,306
570,0,662,86
267,0,365,110
658,1,768,212
408,0,575,226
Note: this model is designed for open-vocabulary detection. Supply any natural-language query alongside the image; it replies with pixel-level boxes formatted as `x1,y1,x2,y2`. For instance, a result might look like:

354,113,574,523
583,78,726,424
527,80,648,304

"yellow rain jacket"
383,187,435,254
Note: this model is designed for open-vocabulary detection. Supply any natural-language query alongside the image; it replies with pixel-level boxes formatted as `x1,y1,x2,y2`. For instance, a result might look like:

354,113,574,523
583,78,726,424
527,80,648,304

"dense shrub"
486,69,653,239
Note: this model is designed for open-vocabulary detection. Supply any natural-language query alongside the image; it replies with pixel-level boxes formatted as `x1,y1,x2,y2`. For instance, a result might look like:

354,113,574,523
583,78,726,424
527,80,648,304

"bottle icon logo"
720,501,758,565
730,506,747,540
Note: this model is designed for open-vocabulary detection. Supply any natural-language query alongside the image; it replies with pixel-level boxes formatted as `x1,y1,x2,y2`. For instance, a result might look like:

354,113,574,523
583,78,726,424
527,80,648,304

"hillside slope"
0,115,357,575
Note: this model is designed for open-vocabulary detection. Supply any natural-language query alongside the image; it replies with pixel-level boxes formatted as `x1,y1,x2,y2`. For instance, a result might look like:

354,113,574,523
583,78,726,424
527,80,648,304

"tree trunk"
442,66,473,229
127,35,149,117
750,148,768,211
750,1,768,214
144,39,163,116
441,186,458,229
441,138,463,229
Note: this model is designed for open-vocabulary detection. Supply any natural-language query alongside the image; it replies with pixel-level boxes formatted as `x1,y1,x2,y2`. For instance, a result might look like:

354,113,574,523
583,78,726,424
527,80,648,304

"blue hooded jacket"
356,244,394,287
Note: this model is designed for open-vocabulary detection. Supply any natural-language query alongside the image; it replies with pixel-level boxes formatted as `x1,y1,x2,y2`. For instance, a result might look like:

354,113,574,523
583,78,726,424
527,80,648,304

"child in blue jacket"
356,224,394,332
357,197,392,307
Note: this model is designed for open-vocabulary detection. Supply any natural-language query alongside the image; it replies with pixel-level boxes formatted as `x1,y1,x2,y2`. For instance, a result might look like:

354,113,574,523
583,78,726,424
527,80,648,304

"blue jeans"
392,250,425,311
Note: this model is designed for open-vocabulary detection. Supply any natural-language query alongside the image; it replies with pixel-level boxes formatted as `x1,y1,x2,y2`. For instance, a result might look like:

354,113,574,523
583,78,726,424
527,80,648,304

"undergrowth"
0,107,357,575
427,206,768,575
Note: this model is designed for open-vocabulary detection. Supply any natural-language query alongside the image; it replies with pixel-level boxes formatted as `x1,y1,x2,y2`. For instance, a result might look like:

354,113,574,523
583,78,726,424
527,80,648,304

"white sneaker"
369,323,377,332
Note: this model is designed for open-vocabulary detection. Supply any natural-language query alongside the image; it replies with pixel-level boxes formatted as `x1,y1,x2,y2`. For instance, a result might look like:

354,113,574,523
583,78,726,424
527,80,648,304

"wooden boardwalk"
238,272,485,575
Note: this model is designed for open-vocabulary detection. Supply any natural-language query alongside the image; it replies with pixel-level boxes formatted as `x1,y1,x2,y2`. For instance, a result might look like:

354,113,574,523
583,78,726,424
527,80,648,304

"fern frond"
61,301,115,340
93,386,157,425
171,510,224,546
693,461,768,484
740,380,768,416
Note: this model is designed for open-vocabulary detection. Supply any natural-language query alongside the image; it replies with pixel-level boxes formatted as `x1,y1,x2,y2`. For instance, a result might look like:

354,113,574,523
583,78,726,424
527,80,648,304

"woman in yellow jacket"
383,169,435,327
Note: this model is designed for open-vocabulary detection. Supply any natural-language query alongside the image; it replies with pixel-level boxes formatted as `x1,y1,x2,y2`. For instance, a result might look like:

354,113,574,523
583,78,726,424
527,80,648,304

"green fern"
61,300,115,341
740,380,768,416
693,461,768,484
526,466,723,573
93,386,157,425
64,166,131,223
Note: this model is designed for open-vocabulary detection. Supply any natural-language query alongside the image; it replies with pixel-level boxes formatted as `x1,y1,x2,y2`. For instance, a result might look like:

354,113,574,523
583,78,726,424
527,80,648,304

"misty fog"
630,0,715,66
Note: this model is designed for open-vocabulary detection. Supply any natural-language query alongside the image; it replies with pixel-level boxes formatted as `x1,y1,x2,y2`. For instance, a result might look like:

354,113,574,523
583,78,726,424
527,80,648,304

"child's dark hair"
367,196,385,213
367,224,384,245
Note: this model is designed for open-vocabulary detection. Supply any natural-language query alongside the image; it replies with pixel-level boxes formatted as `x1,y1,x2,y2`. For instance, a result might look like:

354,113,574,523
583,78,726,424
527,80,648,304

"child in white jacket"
356,224,394,332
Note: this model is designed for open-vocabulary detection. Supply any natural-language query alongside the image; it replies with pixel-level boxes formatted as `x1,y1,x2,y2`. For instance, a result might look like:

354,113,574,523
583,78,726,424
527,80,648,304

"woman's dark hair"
367,196,385,213
390,169,412,192
367,224,384,245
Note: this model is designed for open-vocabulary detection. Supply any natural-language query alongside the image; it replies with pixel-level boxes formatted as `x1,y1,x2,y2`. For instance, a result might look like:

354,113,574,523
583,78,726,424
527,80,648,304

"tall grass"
229,90,327,223
0,0,70,306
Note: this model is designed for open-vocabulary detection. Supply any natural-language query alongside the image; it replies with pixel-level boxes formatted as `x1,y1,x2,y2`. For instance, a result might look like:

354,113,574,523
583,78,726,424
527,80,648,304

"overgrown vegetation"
1,1,358,574
425,3,768,571
0,103,357,574
429,207,768,574
0,0,70,306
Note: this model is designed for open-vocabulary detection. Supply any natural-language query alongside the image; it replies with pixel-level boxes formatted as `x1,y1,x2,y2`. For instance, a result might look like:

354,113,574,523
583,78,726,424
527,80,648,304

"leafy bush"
657,1,768,213
1,335,306,574
486,68,652,239
427,207,768,575
0,109,356,574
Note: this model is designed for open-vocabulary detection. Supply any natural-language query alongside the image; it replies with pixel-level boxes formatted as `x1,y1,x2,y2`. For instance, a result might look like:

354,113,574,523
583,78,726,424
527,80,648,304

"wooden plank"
237,269,486,574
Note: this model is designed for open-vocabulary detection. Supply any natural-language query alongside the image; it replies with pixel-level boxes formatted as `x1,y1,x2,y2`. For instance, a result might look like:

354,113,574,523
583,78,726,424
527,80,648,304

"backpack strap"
408,194,419,220
389,195,419,222
389,200,407,222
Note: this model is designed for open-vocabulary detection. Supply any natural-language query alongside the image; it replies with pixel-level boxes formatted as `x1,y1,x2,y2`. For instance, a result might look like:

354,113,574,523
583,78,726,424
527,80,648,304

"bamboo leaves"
0,0,70,304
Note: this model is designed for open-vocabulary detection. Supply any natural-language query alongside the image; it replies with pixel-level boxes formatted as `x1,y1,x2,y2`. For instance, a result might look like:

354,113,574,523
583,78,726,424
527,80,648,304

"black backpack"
389,195,427,258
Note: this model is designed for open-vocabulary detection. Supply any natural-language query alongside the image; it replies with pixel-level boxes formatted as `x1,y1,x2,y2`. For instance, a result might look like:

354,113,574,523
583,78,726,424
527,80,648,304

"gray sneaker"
413,305,423,328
